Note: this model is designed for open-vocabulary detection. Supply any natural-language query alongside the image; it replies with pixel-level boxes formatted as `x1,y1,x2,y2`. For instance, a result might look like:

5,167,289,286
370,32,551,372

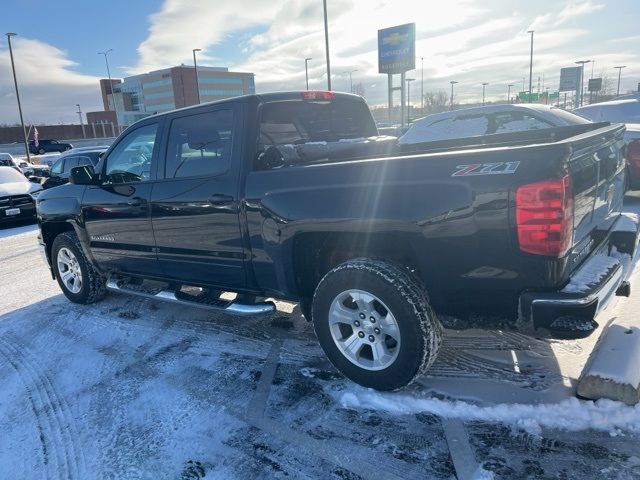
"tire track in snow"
0,336,86,479
0,345,51,480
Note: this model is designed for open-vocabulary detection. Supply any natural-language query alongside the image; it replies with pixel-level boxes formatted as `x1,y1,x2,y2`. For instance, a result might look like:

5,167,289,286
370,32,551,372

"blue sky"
1,0,639,124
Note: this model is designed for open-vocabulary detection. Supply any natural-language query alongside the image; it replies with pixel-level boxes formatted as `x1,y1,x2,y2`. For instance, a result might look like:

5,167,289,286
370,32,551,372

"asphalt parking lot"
1,198,640,479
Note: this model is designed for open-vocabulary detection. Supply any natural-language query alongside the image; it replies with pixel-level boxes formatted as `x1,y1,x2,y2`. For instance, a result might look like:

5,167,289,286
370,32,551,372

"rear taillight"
301,90,335,101
627,139,640,167
516,175,573,256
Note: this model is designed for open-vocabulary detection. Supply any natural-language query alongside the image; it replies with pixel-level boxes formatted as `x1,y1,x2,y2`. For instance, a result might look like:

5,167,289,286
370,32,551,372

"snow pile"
562,255,619,293
472,467,496,480
337,387,640,435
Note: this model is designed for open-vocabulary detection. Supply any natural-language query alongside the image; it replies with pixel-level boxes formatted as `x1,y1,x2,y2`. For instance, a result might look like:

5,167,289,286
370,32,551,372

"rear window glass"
259,99,377,147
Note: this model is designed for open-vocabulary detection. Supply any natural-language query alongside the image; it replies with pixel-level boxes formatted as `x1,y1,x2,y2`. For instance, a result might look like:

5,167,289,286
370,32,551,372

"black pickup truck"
36,91,639,390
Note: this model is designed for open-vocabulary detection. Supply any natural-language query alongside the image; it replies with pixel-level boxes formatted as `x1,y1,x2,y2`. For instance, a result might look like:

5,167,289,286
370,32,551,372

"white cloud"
0,37,102,124
528,0,604,30
127,0,638,106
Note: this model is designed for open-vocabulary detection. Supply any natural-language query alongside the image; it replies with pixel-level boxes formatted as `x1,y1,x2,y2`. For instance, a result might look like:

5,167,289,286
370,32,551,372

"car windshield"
0,167,27,183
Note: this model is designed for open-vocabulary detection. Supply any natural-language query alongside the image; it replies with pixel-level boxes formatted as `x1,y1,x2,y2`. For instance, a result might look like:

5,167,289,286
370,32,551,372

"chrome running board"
106,279,275,316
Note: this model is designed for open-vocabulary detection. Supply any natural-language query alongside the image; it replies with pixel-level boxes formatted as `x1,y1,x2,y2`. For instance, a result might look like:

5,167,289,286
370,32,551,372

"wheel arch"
292,231,423,300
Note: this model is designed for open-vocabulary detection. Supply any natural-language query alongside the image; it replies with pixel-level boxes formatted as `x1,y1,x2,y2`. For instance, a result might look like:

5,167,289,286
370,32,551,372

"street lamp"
575,60,591,106
193,48,201,104
76,104,86,138
614,66,627,96
507,84,515,104
322,0,331,90
420,56,424,114
98,49,115,111
304,57,312,90
5,33,30,162
450,80,458,111
406,78,415,123
345,69,358,93
482,82,489,106
527,30,534,103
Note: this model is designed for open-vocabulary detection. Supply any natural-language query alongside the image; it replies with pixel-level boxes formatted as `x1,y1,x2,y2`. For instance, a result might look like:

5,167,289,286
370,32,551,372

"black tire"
312,258,441,390
51,232,107,304
299,298,313,321
38,148,45,155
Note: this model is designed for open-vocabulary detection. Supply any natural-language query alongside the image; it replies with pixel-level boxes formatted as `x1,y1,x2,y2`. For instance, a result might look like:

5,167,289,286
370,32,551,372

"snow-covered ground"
1,196,640,479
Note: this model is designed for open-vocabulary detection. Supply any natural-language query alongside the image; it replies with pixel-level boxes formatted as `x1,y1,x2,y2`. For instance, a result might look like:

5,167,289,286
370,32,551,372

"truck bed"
246,122,627,317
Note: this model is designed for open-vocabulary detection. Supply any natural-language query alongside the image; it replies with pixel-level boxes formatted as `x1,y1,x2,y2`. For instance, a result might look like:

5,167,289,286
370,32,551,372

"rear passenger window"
165,110,233,179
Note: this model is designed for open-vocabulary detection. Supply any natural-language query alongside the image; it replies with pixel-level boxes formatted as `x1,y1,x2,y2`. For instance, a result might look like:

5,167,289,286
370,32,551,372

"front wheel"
52,232,106,304
312,258,441,390
38,148,45,155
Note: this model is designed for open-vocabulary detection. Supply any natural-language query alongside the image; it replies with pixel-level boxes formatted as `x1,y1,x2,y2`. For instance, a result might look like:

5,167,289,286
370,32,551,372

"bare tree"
422,90,449,114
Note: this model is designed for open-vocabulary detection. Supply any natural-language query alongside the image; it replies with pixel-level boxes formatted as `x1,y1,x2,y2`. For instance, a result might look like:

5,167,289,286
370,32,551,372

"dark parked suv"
29,139,73,155
42,150,104,190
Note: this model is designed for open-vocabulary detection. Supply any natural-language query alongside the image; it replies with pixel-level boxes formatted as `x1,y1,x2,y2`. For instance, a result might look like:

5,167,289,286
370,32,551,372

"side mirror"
69,165,97,185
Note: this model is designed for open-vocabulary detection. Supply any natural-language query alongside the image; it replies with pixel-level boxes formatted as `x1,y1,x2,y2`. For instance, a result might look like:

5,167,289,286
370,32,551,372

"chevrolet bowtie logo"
382,32,408,46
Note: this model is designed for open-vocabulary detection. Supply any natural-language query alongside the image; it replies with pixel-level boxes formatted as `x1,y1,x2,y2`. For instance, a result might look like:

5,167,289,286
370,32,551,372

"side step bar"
106,279,276,316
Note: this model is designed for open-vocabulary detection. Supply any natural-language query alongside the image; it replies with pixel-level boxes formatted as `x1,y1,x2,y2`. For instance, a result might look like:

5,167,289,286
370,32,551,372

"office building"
89,65,255,127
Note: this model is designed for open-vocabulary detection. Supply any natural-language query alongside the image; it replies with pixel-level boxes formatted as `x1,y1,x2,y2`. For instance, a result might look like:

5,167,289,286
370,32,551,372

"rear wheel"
312,258,441,390
52,232,106,304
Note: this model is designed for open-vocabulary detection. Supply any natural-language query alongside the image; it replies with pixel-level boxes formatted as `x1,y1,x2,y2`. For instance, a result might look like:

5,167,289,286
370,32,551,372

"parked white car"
0,152,51,177
574,99,640,124
574,100,640,190
399,104,590,144
38,153,62,167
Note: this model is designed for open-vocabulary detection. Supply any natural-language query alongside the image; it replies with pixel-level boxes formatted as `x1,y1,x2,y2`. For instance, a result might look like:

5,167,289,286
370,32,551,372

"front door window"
103,124,158,184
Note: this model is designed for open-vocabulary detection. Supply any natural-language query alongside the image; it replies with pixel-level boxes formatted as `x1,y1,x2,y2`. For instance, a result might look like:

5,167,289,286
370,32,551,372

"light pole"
575,60,591,106
76,104,86,138
304,57,312,90
527,30,534,103
420,56,424,114
482,82,489,106
614,66,627,96
507,84,514,104
322,0,331,90
192,48,201,104
345,69,358,93
406,78,415,123
6,33,30,162
450,80,458,111
98,49,115,111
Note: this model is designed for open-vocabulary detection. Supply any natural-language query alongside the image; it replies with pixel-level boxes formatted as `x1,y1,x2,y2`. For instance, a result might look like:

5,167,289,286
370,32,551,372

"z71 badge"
452,161,520,177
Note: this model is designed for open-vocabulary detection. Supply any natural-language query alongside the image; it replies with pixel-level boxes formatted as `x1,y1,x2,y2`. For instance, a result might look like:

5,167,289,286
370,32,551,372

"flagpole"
6,32,31,163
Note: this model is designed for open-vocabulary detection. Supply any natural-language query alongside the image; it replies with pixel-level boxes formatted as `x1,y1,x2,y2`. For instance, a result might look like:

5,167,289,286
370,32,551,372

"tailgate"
566,124,626,274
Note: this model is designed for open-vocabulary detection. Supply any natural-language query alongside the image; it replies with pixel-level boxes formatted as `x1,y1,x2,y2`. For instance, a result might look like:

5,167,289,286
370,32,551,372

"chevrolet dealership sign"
378,23,416,74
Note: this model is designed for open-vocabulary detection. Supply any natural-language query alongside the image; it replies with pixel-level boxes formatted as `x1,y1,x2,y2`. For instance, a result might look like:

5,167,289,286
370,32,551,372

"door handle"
208,194,234,205
127,197,144,207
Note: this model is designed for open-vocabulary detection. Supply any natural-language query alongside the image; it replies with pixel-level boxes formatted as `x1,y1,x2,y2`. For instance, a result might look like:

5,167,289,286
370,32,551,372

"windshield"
259,98,377,147
0,167,28,183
